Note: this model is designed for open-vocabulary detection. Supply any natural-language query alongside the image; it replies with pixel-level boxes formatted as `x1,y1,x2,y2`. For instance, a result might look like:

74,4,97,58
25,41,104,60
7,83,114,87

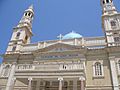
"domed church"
0,0,120,90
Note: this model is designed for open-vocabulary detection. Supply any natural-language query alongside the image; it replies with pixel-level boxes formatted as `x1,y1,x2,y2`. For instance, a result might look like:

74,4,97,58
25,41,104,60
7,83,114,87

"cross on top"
57,34,63,40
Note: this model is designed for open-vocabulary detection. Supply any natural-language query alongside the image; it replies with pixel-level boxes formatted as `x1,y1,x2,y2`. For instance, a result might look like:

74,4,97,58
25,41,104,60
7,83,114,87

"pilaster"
109,56,119,90
6,63,16,90
11,77,16,90
0,64,4,76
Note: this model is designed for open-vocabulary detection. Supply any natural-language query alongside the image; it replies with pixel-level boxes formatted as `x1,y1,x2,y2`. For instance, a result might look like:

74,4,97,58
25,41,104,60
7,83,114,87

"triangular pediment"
34,43,83,53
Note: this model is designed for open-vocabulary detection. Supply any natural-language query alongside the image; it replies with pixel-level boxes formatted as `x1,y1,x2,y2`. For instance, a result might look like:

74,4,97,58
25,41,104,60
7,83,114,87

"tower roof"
101,0,117,14
25,4,34,14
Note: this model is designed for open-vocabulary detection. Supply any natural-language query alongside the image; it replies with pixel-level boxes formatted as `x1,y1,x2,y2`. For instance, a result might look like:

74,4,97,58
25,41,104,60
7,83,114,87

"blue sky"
0,0,120,63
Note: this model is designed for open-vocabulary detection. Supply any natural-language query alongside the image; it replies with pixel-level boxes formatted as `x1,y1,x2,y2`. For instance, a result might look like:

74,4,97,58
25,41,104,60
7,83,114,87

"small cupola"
24,5,34,18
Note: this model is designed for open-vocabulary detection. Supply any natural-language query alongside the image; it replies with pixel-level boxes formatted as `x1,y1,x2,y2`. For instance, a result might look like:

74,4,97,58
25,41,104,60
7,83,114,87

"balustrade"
17,64,35,70
16,63,84,71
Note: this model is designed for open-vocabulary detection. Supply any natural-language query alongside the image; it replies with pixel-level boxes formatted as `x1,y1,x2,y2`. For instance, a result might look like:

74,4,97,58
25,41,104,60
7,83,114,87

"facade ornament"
79,76,85,81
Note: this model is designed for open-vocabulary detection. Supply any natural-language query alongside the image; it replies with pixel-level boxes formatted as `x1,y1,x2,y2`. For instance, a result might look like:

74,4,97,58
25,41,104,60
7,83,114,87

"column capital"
28,77,32,90
58,77,63,81
79,76,85,81
28,77,32,81
13,77,16,81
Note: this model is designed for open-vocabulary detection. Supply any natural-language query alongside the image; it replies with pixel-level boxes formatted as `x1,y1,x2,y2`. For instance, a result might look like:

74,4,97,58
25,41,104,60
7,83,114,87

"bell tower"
6,5,34,53
101,0,117,14
101,0,120,46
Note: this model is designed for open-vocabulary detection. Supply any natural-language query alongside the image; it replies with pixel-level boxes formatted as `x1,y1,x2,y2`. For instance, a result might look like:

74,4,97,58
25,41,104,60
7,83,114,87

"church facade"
0,0,120,90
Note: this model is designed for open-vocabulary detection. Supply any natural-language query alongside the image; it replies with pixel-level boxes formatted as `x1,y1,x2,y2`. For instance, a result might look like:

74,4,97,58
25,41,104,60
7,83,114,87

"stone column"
58,77,63,90
79,76,85,90
109,56,119,90
43,42,46,48
6,63,16,90
81,38,85,46
73,80,77,90
11,77,16,90
28,77,32,90
0,64,4,76
74,38,78,45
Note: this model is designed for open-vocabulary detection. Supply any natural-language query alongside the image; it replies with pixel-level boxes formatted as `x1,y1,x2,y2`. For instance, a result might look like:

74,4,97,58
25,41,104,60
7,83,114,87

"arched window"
16,32,21,39
31,14,33,18
14,42,17,45
106,0,109,3
94,62,103,76
28,12,31,16
114,37,120,42
25,13,27,16
46,81,50,86
103,0,105,4
12,46,16,51
64,81,68,86
110,20,116,27
25,35,28,40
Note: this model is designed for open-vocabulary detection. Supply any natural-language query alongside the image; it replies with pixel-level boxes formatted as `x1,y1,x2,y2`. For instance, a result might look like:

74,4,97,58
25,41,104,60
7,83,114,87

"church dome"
62,31,82,40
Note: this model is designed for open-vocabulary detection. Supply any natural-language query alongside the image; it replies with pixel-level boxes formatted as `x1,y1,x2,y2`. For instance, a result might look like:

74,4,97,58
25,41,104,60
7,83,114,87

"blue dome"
62,31,82,40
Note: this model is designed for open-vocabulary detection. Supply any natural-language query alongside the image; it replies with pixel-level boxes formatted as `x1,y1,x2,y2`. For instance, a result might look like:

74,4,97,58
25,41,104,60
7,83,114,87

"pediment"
34,43,83,53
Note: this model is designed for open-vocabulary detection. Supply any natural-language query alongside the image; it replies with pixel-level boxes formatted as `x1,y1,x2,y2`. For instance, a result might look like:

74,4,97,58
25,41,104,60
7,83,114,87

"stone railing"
16,63,84,71
59,63,84,70
85,37,106,46
16,64,35,71
22,44,38,52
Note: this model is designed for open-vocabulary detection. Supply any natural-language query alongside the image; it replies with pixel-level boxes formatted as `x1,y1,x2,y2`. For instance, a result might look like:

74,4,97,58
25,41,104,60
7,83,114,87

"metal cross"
57,34,63,40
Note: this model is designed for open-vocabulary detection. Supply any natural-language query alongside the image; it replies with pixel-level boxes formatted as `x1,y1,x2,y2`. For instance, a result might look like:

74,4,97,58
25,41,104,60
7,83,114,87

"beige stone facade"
0,0,120,90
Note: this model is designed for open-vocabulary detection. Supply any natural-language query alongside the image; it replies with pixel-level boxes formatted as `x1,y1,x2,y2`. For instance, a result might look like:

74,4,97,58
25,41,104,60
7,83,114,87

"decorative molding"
58,77,63,81
79,76,85,81
28,77,32,81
